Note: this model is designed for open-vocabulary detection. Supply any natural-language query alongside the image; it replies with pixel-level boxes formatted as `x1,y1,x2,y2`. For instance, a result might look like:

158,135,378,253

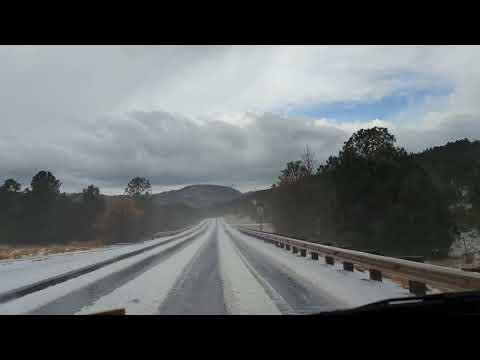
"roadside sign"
257,204,264,231
257,205,264,217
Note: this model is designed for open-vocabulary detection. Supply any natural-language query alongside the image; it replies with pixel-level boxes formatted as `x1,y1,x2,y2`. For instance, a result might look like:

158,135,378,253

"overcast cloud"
1,45,480,194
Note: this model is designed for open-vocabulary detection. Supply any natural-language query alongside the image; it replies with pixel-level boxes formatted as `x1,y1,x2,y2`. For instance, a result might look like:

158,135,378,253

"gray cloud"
2,108,480,194
5,108,480,195
0,109,348,193
396,114,480,152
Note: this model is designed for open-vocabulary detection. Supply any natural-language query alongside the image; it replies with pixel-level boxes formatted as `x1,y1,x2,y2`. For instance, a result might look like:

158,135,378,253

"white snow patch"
76,222,215,315
224,222,412,309
217,223,281,315
449,229,480,258
0,221,207,293
0,222,210,314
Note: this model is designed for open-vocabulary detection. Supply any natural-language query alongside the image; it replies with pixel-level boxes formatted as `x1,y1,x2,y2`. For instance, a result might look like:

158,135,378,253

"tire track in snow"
0,221,207,304
76,221,216,315
27,222,211,315
221,222,294,314
222,220,340,314
218,221,282,315
157,220,227,315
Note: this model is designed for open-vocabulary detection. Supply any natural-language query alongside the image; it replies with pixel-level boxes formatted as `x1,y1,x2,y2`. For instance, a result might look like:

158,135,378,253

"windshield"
1,45,479,315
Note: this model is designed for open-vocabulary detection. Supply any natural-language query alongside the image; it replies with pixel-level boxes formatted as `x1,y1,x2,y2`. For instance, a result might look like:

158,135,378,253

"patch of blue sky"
283,86,452,123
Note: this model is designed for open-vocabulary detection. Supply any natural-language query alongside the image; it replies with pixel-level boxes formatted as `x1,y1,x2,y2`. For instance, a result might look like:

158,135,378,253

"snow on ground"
217,223,281,315
0,217,418,315
449,229,480,258
0,222,210,314
224,222,412,308
76,221,214,315
0,221,206,293
428,228,480,269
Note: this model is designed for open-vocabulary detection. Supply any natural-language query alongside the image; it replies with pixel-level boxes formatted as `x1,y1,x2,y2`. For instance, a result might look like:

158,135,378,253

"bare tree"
278,161,308,186
301,145,317,176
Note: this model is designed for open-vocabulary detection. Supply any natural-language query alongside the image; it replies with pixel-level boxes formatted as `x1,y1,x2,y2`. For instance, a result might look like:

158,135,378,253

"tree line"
259,127,474,258
415,138,480,232
0,173,201,245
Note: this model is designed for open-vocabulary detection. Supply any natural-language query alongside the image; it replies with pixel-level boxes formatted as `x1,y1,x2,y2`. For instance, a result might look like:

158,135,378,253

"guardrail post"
285,244,291,250
311,252,318,260
325,256,334,265
279,242,284,248
409,280,427,296
369,269,382,281
343,262,354,271
292,246,298,254
300,249,307,257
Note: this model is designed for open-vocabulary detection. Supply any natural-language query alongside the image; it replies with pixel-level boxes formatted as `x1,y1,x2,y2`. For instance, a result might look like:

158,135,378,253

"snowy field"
0,218,413,315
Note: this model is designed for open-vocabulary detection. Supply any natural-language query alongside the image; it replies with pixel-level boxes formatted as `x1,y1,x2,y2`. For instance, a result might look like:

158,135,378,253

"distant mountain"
151,184,242,208
204,187,274,219
71,184,241,209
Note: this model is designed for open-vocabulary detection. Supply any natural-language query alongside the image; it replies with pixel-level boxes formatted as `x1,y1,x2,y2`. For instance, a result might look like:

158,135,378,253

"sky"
1,45,480,194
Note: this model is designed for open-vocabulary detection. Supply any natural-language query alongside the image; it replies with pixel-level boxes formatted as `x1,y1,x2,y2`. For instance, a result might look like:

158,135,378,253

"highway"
0,218,412,315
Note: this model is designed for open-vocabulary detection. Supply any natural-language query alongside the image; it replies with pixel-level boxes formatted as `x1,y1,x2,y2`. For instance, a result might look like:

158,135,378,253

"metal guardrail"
235,226,480,296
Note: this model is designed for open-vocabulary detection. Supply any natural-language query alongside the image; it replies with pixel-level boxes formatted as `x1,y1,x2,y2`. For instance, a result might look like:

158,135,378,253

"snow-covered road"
0,218,412,315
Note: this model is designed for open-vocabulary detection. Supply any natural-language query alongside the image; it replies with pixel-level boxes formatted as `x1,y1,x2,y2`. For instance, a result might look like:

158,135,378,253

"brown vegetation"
0,240,105,261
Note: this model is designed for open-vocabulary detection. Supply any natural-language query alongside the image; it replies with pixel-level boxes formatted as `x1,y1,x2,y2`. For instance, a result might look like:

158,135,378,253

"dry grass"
0,240,105,261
